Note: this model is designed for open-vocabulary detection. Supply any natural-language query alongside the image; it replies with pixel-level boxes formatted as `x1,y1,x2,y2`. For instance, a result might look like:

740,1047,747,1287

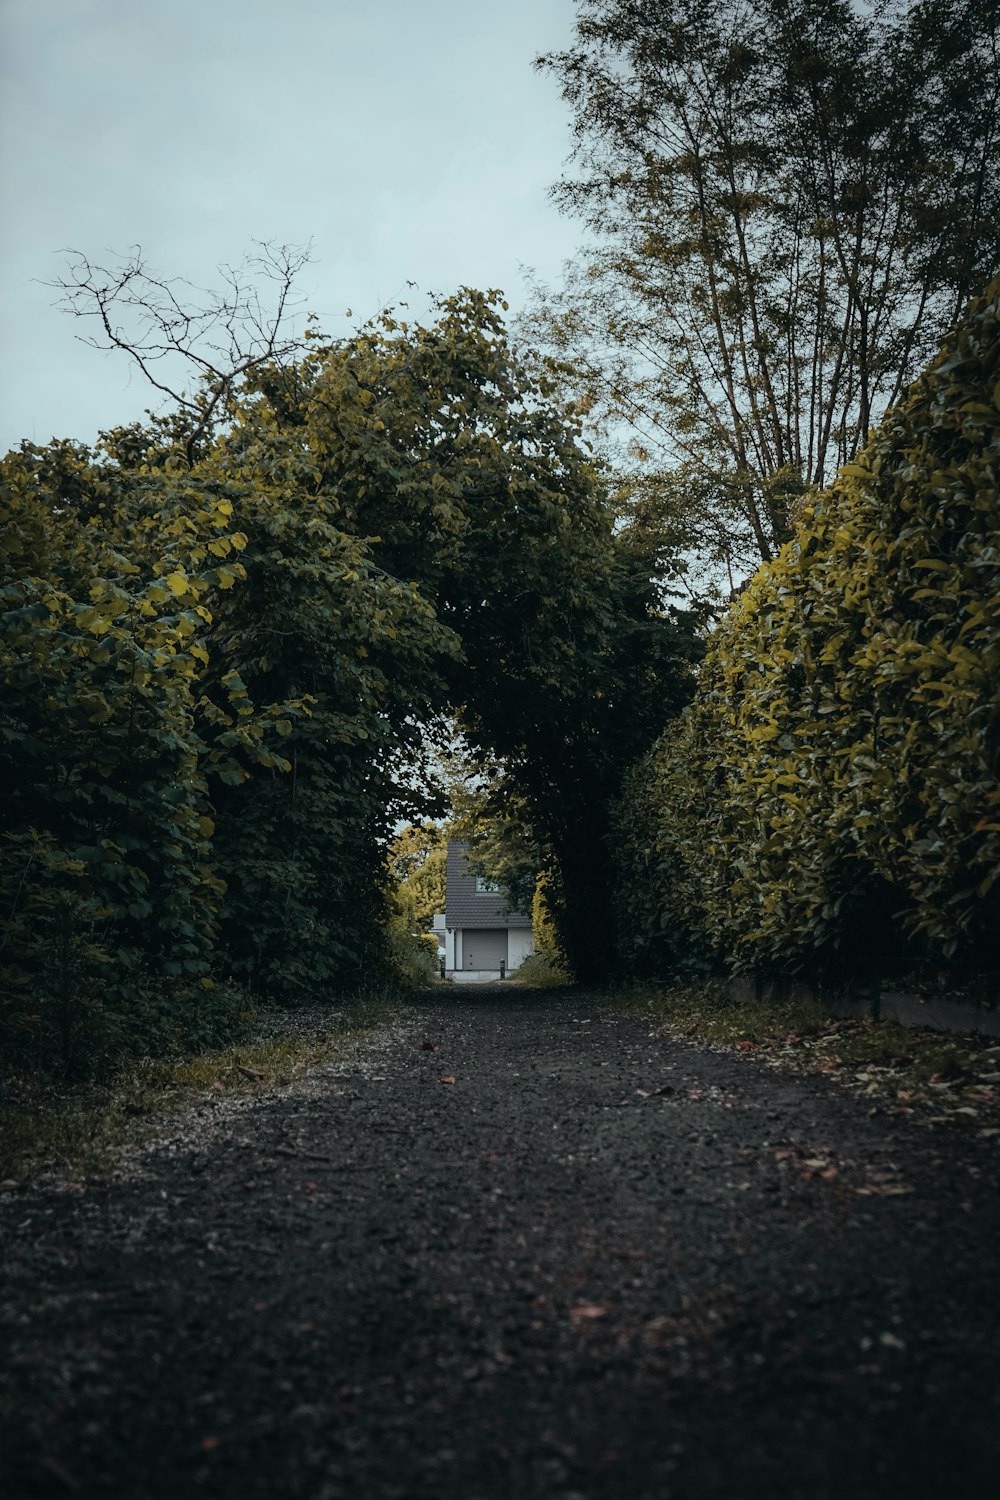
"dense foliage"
386,824,448,986
0,440,300,1069
2,288,702,1069
615,277,1000,979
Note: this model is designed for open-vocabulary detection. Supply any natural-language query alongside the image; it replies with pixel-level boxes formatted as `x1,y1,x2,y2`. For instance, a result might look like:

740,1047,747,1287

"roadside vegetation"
511,953,573,988
615,983,1000,1136
0,994,408,1187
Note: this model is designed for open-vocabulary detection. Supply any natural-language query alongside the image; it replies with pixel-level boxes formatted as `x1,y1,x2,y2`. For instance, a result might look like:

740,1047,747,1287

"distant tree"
533,0,1000,585
388,824,448,933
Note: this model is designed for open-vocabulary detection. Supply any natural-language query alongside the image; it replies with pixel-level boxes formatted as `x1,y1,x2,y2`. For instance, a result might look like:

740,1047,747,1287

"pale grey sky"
0,0,582,453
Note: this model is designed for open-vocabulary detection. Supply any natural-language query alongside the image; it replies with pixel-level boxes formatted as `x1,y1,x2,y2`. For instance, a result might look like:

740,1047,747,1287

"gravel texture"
1,985,998,1499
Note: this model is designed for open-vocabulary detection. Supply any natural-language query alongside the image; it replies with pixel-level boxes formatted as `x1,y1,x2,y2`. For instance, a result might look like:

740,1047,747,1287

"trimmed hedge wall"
615,277,1000,977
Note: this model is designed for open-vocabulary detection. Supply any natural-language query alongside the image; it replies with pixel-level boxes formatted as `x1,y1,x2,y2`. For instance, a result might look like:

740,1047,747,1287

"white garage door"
462,929,508,969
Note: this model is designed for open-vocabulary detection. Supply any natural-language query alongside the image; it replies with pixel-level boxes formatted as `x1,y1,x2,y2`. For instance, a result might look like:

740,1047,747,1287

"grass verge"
613,980,1000,1136
0,995,411,1188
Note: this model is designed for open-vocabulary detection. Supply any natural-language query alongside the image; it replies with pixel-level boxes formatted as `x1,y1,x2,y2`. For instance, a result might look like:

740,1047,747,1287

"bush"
512,951,572,987
617,276,1000,977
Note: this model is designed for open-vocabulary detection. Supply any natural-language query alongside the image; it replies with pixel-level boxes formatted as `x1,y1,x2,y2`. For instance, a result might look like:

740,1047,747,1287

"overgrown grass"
513,952,574,987
0,994,411,1187
613,981,1000,1133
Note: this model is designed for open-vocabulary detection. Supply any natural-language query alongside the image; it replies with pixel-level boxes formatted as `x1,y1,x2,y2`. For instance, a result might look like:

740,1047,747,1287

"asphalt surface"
2,986,998,1499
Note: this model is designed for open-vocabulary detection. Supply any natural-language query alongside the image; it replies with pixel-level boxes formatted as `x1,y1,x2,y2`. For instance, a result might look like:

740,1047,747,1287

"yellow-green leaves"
617,275,1000,976
0,435,294,1071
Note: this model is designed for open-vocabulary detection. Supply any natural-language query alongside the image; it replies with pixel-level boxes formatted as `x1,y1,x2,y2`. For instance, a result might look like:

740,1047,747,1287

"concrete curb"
728,976,1000,1039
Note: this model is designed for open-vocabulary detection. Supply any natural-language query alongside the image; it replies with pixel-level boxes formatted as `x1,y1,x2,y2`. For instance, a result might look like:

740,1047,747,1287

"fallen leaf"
419,1040,439,1052
200,1436,220,1453
570,1302,609,1327
438,1075,457,1086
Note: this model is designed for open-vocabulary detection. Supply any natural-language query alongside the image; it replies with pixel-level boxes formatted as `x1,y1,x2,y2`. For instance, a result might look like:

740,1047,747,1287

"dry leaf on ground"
570,1302,609,1327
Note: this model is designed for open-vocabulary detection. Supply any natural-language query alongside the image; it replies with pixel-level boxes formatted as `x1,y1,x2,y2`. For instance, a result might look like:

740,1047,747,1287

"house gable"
444,840,532,930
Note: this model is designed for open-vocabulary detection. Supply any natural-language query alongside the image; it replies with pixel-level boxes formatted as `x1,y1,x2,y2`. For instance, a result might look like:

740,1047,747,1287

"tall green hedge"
616,277,1000,976
0,443,291,1071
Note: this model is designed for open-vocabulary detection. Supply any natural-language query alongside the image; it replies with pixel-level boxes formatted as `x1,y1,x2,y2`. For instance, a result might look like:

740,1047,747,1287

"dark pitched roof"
444,840,532,930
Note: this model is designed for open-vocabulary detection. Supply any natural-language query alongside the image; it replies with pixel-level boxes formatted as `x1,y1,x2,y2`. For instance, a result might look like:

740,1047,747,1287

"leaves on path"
633,987,1000,1135
570,1302,609,1327
770,1145,912,1195
437,1075,457,1086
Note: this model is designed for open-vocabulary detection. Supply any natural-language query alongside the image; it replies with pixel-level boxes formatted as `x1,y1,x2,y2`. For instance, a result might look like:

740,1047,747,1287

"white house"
436,839,534,984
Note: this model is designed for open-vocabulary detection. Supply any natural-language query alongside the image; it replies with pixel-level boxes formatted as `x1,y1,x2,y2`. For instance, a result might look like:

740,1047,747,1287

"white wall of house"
445,928,458,971
507,929,535,970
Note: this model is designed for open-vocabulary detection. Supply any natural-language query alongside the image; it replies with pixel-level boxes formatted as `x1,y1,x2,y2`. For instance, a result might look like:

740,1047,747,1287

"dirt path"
2,987,998,1499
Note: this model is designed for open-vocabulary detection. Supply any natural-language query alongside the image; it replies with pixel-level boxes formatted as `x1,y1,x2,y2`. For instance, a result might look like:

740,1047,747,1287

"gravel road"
2,986,998,1500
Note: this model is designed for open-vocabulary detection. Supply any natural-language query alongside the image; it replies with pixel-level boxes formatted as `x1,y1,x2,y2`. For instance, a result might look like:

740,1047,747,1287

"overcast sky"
0,0,583,454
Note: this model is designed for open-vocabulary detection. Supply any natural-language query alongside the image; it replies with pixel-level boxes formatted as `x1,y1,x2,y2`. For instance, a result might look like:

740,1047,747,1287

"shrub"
512,951,572,987
617,276,1000,977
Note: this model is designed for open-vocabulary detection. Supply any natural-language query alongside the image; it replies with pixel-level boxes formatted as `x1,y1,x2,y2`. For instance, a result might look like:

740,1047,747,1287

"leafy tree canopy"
532,0,1000,589
3,268,703,1059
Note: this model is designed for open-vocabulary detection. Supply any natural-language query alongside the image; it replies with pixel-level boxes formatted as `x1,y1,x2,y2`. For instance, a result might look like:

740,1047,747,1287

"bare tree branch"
48,241,314,464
